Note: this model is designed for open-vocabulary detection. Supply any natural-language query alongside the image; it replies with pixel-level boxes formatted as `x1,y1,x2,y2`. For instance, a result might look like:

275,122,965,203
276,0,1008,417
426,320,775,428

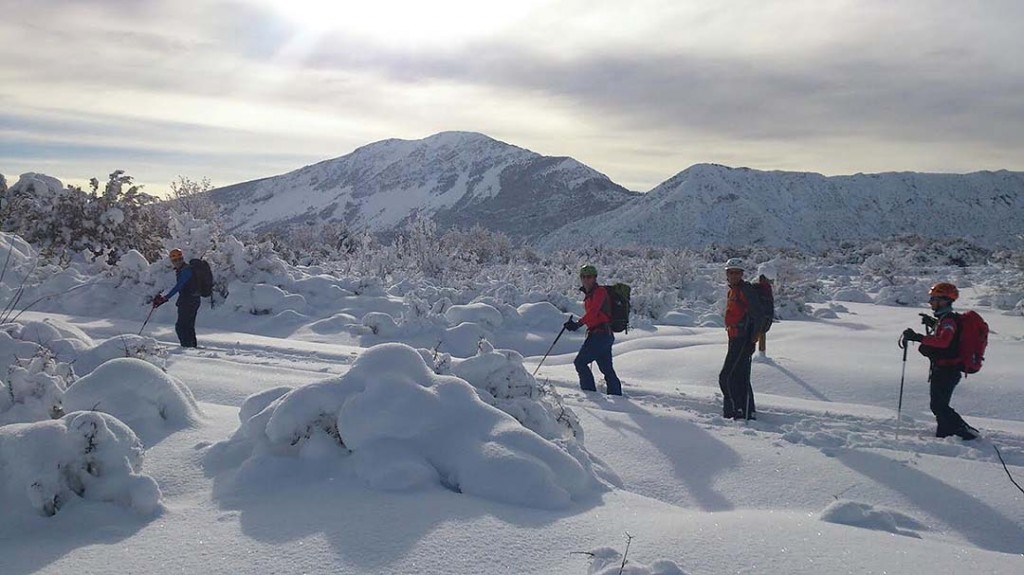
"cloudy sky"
2,0,1023,194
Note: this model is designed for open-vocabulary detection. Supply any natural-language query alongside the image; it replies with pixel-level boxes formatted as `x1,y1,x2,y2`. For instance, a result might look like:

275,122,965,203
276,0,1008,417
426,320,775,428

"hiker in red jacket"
902,282,979,440
719,258,766,420
563,265,622,396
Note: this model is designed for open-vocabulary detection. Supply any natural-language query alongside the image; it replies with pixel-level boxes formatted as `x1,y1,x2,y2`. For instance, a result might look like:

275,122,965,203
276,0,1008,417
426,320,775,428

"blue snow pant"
175,296,201,348
574,331,622,395
719,336,755,418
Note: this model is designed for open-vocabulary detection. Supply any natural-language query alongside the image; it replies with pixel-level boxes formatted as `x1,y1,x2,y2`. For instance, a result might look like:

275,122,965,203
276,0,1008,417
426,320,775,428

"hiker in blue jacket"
152,248,201,347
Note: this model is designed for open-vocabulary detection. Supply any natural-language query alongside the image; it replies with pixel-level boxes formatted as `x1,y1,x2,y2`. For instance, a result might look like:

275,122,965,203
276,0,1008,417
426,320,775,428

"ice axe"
532,316,572,377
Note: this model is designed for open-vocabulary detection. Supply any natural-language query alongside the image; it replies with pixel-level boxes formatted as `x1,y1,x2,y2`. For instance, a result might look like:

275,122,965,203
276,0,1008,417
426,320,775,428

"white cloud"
2,0,1023,193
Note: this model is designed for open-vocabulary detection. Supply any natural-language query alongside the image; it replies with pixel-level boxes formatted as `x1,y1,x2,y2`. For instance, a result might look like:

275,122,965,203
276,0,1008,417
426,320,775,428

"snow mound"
832,288,873,303
586,546,689,575
660,310,696,327
71,334,167,376
444,302,504,329
63,358,201,444
820,499,928,538
6,318,95,364
0,411,161,518
516,301,566,329
227,281,308,316
209,343,604,509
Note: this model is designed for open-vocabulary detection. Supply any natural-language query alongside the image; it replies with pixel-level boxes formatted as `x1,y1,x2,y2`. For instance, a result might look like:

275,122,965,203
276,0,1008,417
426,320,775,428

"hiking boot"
956,424,980,441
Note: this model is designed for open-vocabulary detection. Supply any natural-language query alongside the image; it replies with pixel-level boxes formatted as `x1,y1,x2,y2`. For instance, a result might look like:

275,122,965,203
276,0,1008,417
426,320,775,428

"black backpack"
752,275,775,333
605,283,631,333
189,258,214,297
741,278,774,335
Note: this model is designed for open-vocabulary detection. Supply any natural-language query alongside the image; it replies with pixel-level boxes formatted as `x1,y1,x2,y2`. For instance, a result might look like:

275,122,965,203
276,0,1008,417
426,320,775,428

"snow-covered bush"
70,334,166,377
0,329,75,425
450,340,583,442
63,358,201,444
0,411,161,517
1,171,165,265
225,281,307,316
444,302,504,329
207,343,605,509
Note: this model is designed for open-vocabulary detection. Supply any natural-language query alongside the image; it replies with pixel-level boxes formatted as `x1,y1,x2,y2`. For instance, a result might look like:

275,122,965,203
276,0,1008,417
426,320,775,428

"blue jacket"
166,265,198,300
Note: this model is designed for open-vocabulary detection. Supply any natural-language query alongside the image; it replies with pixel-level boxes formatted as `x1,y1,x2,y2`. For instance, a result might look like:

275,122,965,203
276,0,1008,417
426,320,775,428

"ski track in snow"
551,379,1024,478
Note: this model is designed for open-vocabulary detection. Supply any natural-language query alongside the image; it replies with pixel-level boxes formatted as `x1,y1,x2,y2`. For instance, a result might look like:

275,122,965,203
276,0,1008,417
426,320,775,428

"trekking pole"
138,305,156,336
532,318,570,377
895,333,909,440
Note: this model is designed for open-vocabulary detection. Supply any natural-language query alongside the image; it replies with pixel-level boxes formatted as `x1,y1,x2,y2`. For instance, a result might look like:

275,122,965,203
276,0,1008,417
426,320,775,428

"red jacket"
920,314,960,366
580,285,612,332
725,284,749,338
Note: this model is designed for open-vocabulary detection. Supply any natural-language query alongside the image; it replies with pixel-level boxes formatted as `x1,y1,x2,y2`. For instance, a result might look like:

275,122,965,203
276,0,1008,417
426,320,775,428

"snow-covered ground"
1,231,1022,574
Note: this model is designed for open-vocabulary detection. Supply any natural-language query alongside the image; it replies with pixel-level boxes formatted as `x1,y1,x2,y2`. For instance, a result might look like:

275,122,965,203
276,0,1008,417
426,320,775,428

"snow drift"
207,342,606,509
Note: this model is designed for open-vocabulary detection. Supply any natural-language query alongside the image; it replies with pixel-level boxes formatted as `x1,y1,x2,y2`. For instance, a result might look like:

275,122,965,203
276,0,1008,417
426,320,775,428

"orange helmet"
928,282,958,302
169,248,184,262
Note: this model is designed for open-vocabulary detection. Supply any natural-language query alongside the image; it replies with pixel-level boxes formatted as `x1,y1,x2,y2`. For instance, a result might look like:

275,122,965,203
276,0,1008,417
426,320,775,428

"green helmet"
579,264,598,277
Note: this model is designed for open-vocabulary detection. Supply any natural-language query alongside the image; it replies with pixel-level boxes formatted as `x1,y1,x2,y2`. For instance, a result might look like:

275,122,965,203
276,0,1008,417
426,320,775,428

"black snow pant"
930,364,972,438
175,296,201,348
574,331,622,395
720,336,755,419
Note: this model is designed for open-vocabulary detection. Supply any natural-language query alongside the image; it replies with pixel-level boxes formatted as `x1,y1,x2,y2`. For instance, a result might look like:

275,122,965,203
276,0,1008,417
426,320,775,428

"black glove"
152,294,168,308
902,328,924,342
563,319,581,332
919,313,937,329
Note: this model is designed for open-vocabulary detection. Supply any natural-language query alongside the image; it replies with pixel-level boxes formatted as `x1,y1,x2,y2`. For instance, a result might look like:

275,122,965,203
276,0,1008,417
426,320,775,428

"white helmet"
724,258,745,271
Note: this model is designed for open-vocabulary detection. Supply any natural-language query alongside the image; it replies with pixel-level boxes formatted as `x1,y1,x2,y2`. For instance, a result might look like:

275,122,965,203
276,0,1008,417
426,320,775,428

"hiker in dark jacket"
902,282,979,440
152,248,201,348
564,265,622,396
719,258,765,420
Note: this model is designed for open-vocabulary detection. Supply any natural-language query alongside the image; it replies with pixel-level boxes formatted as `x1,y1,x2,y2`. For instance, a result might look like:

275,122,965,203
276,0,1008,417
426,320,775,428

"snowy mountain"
208,131,639,238
540,164,1024,250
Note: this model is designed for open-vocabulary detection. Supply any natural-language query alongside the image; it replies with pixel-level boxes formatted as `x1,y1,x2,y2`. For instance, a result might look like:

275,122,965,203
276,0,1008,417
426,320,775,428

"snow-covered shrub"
875,282,930,307
516,301,566,330
207,343,604,509
71,334,166,377
226,281,307,316
451,340,583,442
0,411,161,517
63,358,201,443
1,171,165,265
444,302,504,329
660,310,696,326
832,287,873,303
361,312,399,336
164,210,216,265
0,328,75,424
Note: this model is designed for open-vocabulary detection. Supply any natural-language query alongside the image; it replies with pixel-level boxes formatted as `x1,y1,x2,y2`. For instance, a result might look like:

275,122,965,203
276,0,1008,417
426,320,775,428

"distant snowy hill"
208,131,639,238
540,164,1024,250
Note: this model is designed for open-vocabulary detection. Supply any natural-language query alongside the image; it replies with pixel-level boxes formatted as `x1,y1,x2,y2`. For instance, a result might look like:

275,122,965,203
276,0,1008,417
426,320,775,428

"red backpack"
955,311,989,375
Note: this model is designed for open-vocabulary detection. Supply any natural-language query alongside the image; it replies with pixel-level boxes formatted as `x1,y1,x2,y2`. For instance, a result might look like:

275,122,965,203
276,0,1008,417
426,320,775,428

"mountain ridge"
209,131,639,239
207,133,1024,250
